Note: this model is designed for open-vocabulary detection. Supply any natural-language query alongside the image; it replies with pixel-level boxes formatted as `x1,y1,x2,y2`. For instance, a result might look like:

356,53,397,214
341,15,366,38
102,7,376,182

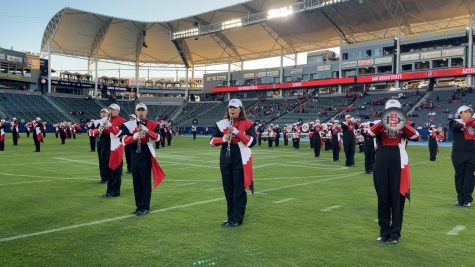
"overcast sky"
0,0,311,80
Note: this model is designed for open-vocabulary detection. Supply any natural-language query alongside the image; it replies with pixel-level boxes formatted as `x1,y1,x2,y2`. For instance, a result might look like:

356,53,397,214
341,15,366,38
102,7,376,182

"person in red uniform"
368,99,420,244
210,99,256,227
90,104,128,197
313,120,323,157
341,114,360,166
11,118,19,146
122,103,165,216
0,119,6,151
450,105,475,207
331,120,342,161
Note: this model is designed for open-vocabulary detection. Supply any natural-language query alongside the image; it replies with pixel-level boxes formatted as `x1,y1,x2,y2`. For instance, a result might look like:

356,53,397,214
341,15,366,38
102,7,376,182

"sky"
0,0,314,80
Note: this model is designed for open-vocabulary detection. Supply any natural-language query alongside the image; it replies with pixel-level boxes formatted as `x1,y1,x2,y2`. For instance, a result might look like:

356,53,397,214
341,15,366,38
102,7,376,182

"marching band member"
428,125,438,161
292,123,301,149
274,125,281,147
123,114,137,174
0,119,6,151
257,124,264,146
309,122,315,149
93,109,110,183
267,124,275,148
122,103,165,216
32,117,44,152
59,123,67,144
86,120,96,151
11,118,19,146
25,122,31,138
166,123,173,146
368,100,420,244
159,122,166,148
283,125,289,146
54,123,59,138
210,99,256,227
362,122,376,174
191,124,197,140
42,121,47,138
450,105,475,207
313,120,323,158
331,120,342,161
341,114,360,167
89,104,128,197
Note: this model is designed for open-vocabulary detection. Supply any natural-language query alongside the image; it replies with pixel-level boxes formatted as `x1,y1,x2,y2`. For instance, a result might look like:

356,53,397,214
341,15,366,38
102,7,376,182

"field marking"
54,157,97,165
273,198,294,204
175,182,197,187
447,225,466,236
0,161,86,167
159,160,219,169
0,172,361,243
206,187,222,191
321,205,342,212
254,163,275,169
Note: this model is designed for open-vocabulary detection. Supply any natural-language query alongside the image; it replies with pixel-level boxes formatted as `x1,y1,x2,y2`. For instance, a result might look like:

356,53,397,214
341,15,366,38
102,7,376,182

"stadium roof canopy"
41,0,475,67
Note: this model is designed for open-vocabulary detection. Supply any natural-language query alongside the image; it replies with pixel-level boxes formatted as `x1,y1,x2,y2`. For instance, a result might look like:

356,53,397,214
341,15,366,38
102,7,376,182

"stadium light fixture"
267,6,293,20
172,28,199,39
222,18,242,30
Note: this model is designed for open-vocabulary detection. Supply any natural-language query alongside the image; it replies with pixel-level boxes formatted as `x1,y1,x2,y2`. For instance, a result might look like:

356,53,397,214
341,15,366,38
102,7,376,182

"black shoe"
221,219,231,226
101,193,120,198
224,221,242,227
385,238,399,244
136,210,149,216
376,236,388,243
455,201,464,206
463,202,472,208
365,171,370,174
131,209,139,215
97,180,107,184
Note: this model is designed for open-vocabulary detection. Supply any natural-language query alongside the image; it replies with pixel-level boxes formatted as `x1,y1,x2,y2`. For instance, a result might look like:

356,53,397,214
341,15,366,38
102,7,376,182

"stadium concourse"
2,0,475,265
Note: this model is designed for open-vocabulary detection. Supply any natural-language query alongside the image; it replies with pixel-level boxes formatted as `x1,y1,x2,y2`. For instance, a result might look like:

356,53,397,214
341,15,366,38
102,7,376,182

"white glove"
133,132,141,140
104,121,112,129
232,128,239,135
139,125,148,132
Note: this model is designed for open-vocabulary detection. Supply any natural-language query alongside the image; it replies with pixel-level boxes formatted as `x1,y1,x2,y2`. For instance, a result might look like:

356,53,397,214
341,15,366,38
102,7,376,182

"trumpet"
225,115,234,158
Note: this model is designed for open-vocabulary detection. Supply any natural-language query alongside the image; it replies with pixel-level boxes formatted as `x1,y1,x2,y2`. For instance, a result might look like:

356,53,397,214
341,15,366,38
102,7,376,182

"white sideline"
0,172,362,243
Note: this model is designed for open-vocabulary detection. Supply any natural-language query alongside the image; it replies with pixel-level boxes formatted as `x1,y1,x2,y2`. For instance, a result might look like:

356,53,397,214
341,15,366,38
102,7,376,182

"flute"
136,115,145,153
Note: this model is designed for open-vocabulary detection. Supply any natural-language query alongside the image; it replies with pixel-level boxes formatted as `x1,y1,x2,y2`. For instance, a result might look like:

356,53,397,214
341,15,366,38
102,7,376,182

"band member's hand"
139,125,148,132
223,133,230,142
104,122,112,129
133,132,141,140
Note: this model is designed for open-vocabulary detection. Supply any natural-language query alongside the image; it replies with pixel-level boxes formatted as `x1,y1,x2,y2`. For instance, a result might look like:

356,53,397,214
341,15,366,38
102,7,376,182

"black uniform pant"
98,141,109,183
310,135,314,148
313,134,321,157
358,143,364,153
104,162,122,196
125,145,132,173
132,156,152,211
192,131,197,139
364,145,375,173
284,135,288,146
12,132,18,145
60,132,66,144
155,141,160,149
89,136,96,151
268,138,273,147
220,146,247,224
373,146,406,240
343,137,356,166
0,140,4,151
167,135,172,146
452,154,475,204
160,137,166,147
332,136,339,161
292,138,299,149
55,132,58,138
33,134,40,152
429,139,438,161
275,135,280,147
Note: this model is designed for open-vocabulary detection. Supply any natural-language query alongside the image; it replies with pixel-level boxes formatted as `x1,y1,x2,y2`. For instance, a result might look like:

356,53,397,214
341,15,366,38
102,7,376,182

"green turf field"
0,133,473,266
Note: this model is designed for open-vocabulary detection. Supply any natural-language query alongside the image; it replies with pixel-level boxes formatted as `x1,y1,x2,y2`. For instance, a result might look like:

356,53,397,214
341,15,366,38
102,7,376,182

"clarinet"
225,116,234,158
97,116,110,140
136,115,146,153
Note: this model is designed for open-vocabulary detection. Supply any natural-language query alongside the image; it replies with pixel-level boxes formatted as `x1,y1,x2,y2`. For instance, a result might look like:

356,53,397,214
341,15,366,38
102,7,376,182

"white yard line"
321,205,342,212
273,198,295,204
0,172,360,243
447,225,466,236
